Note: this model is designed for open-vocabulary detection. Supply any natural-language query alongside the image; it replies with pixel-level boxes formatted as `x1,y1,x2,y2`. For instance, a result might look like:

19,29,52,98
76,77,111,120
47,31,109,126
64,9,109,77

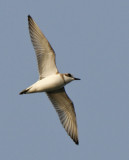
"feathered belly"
28,75,65,93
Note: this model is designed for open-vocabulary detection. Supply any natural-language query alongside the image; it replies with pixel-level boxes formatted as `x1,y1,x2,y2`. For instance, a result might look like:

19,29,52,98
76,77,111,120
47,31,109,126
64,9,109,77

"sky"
0,0,129,159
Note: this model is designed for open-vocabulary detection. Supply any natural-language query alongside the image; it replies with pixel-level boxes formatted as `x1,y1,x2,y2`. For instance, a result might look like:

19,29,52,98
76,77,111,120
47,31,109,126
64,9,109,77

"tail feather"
19,88,29,95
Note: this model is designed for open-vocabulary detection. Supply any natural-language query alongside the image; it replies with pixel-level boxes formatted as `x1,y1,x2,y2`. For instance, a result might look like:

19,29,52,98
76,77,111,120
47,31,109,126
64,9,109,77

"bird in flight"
19,15,80,145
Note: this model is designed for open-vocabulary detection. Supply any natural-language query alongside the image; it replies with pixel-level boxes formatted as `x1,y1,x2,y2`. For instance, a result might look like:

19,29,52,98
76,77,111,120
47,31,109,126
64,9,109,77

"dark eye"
68,73,72,77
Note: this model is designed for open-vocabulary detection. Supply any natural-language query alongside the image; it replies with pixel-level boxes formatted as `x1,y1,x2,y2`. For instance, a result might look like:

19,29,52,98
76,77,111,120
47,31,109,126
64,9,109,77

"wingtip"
28,15,32,21
74,139,79,145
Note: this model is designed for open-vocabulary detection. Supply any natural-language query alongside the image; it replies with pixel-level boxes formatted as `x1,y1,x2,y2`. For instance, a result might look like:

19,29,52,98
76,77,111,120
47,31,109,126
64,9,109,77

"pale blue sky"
0,0,129,159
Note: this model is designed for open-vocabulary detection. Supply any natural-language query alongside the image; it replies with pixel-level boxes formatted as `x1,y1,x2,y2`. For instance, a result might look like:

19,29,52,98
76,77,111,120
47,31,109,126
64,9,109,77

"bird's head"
63,73,80,84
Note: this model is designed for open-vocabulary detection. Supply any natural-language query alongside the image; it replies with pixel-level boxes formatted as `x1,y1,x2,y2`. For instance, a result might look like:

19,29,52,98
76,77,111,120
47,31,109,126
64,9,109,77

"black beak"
74,77,81,80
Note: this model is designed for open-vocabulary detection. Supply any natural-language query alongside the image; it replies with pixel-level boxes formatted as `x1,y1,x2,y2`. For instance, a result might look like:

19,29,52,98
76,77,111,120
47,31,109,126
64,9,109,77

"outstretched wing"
47,88,79,145
28,15,58,79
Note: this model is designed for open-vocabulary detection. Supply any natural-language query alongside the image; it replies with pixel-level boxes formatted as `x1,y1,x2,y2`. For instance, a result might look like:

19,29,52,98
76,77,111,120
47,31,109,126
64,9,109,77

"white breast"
28,74,65,93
